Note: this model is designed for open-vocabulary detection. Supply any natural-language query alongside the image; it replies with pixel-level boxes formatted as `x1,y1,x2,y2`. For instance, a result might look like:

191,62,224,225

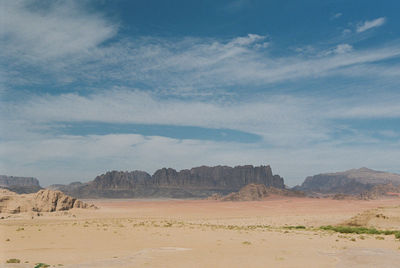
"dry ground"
1,196,400,267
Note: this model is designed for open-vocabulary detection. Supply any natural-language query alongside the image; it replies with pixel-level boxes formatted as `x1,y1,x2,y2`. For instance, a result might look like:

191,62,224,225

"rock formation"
360,183,400,200
0,175,42,194
214,184,305,201
295,168,400,198
50,165,285,198
342,205,400,229
0,189,96,214
221,184,270,201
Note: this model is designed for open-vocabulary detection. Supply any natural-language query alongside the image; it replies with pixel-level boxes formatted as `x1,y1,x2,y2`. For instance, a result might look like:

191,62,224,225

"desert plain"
1,196,400,268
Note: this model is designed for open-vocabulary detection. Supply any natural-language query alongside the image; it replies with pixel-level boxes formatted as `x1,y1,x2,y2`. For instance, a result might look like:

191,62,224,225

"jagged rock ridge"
50,165,285,198
0,175,42,194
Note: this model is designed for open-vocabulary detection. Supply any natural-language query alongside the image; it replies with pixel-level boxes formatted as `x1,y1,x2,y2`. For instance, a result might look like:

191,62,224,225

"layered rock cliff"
295,167,400,197
0,175,42,194
50,165,285,198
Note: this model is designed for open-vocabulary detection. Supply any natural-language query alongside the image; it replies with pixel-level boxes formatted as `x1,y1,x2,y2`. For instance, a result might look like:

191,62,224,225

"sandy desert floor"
1,196,400,267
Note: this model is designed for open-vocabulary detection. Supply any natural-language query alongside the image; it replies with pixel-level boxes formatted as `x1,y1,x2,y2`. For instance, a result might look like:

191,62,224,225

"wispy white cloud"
224,0,251,13
2,89,400,148
0,1,117,60
356,17,386,33
1,90,325,146
331,13,342,20
334,43,353,54
330,102,400,119
5,32,400,96
1,2,398,96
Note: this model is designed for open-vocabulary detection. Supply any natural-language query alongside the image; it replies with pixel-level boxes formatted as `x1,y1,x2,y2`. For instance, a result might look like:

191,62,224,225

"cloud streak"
0,1,117,60
357,17,386,33
1,2,399,96
3,89,400,147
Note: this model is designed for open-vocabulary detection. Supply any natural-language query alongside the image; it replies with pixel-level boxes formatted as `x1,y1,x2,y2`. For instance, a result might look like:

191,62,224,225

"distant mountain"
295,168,400,197
0,175,42,194
49,165,285,198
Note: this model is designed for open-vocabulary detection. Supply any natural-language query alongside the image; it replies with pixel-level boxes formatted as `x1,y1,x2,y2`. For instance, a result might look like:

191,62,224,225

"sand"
1,196,400,267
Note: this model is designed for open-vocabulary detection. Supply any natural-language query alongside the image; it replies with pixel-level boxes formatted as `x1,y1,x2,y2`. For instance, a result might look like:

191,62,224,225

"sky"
1,0,400,186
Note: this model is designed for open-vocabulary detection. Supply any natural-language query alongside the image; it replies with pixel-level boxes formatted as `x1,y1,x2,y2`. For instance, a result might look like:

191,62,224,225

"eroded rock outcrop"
0,189,96,214
217,184,305,201
221,184,269,201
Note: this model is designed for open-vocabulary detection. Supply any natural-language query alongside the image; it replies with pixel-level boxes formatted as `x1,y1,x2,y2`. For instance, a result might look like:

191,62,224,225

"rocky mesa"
0,175,42,194
50,165,285,198
295,167,400,198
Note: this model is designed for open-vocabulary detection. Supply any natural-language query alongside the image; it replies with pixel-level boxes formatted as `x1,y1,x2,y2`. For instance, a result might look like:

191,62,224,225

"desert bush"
284,225,306,229
6,259,20,263
34,263,50,268
320,225,400,238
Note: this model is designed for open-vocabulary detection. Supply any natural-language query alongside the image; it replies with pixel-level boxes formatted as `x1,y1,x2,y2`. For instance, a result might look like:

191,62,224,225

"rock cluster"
0,189,96,214
221,184,269,201
212,184,305,201
32,190,93,212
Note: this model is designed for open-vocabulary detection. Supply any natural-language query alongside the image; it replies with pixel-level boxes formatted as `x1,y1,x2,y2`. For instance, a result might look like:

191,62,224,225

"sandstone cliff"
50,165,285,198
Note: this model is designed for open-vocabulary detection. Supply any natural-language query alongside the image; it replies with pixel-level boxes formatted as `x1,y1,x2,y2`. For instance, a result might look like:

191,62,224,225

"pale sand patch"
1,197,399,267
335,248,400,268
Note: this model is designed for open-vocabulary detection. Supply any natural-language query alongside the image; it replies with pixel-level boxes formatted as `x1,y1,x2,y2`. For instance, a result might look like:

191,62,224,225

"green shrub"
34,263,50,268
395,232,400,239
320,225,400,238
284,225,306,230
6,259,20,263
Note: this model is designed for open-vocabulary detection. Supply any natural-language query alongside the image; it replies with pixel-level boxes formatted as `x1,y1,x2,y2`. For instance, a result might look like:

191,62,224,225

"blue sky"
1,0,400,186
